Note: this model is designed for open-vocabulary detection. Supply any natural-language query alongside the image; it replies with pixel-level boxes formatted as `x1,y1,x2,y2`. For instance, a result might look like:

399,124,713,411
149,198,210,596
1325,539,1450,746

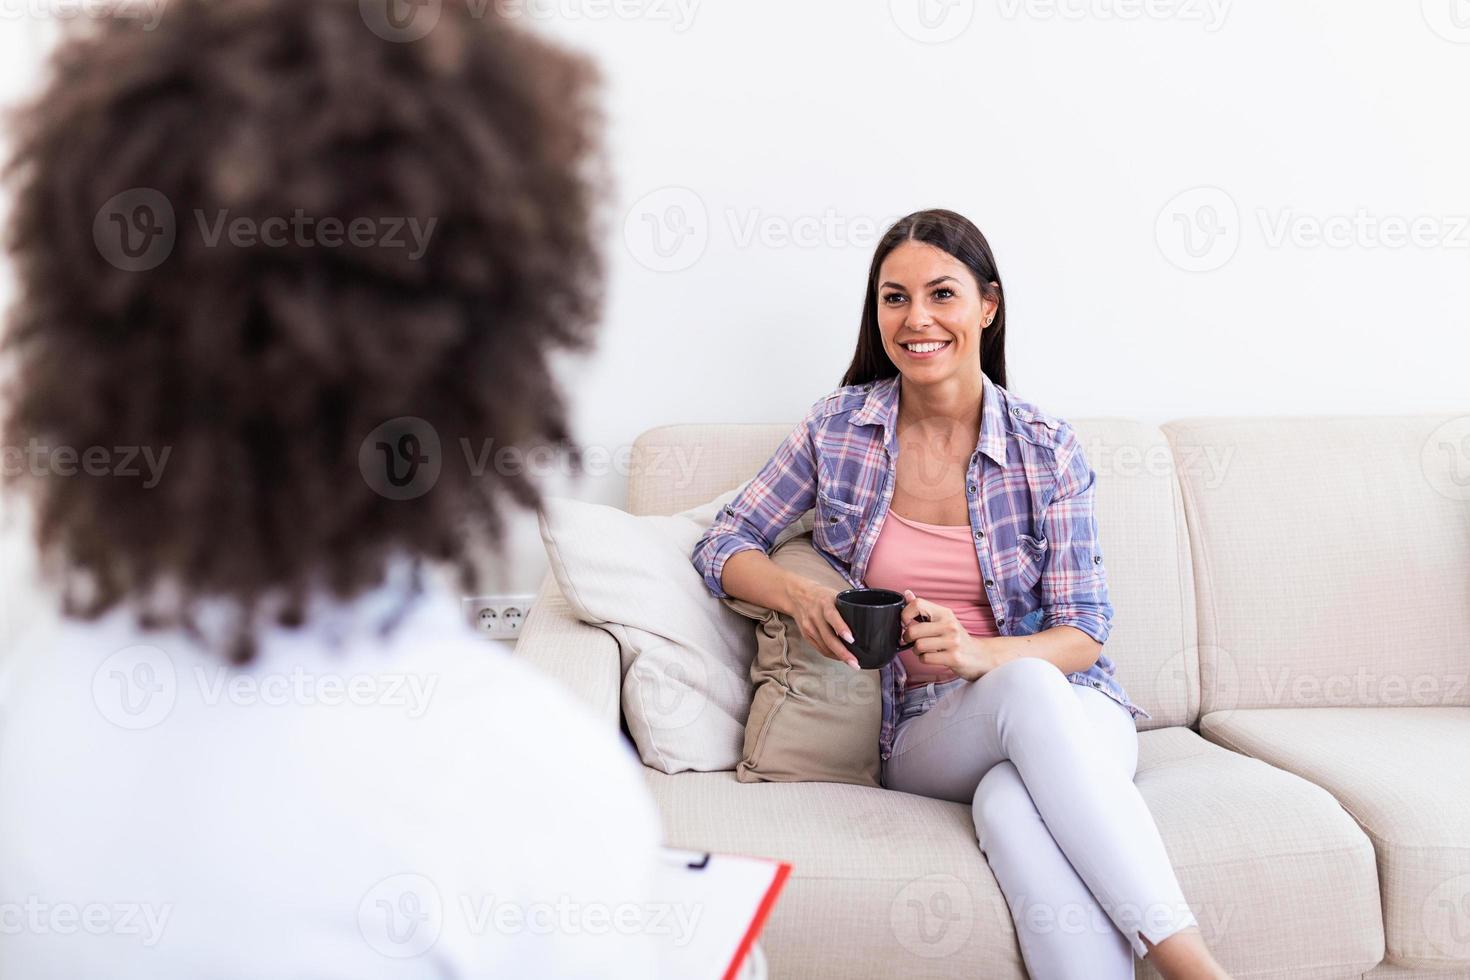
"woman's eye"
882,293,905,305
933,288,954,300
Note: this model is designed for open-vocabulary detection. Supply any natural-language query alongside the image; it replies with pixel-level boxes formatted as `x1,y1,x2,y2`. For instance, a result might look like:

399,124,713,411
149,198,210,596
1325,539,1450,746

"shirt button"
725,506,734,515
829,516,840,524
1012,407,1023,417
974,529,983,539
967,484,977,494
984,579,994,589
1093,555,1102,564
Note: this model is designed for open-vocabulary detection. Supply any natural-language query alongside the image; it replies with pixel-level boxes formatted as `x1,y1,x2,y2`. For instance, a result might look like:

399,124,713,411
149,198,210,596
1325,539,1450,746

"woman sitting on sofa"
0,1,662,976
692,209,1234,980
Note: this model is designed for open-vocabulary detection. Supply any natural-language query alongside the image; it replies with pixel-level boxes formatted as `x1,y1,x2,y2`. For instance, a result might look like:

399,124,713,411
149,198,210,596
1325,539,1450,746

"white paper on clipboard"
652,847,791,980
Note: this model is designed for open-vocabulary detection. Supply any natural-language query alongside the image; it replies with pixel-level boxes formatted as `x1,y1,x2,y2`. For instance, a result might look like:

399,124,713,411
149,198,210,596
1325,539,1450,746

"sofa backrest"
628,418,1200,730
1163,415,1470,717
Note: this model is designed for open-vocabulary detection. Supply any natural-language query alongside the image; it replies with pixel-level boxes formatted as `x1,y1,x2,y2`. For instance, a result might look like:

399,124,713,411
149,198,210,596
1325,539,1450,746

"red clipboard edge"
721,861,792,980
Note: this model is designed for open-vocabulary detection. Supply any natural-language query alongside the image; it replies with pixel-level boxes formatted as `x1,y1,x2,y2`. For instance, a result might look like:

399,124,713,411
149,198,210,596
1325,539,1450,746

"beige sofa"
516,413,1470,980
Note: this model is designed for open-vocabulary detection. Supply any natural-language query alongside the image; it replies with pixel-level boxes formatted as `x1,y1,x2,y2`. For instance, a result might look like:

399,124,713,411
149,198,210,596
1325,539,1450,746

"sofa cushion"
643,726,1383,979
1162,416,1470,717
720,533,882,787
538,486,812,773
1200,706,1470,969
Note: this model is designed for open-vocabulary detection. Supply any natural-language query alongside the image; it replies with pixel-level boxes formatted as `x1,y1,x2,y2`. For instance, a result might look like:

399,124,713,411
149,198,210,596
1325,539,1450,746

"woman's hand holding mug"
900,589,998,681
787,580,862,671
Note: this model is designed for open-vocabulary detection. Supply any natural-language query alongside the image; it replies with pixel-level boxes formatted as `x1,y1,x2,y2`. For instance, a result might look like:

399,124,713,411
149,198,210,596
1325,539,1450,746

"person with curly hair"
0,1,662,975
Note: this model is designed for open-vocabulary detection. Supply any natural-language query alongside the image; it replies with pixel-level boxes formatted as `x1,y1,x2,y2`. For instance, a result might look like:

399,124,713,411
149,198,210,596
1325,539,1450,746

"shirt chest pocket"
1008,532,1049,594
813,490,865,562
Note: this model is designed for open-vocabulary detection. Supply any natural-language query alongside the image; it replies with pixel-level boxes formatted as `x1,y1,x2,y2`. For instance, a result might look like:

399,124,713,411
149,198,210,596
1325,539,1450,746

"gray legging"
881,656,1199,979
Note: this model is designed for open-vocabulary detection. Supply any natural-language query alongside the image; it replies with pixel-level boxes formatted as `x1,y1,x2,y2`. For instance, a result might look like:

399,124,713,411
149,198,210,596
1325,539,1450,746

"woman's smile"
899,338,953,359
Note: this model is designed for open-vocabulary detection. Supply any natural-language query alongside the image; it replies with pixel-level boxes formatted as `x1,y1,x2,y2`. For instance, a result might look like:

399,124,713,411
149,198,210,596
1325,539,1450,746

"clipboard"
654,846,792,980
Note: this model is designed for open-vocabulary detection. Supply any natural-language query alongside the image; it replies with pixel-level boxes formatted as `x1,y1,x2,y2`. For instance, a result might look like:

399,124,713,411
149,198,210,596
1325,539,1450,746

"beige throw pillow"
721,533,882,787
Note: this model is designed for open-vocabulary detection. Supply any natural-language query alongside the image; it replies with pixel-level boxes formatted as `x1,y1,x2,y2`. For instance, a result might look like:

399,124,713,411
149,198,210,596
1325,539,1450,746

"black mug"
835,587,929,670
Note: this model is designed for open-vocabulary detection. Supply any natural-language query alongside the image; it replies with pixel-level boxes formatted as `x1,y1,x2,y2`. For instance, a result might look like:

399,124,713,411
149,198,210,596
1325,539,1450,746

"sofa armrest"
514,570,622,729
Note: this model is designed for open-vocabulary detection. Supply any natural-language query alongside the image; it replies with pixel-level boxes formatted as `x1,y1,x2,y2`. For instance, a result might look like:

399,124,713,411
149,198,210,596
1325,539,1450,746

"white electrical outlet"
462,595,536,641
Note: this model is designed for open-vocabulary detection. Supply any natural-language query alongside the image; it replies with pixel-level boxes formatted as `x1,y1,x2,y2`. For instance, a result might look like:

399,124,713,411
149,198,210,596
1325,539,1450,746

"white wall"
3,2,1468,599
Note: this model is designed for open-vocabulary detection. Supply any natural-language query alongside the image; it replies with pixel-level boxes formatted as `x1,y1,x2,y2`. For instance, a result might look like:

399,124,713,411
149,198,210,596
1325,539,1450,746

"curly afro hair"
3,0,607,660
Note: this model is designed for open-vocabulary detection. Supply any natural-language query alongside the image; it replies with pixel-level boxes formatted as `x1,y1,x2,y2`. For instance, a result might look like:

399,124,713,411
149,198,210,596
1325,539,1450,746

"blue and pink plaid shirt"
691,372,1150,761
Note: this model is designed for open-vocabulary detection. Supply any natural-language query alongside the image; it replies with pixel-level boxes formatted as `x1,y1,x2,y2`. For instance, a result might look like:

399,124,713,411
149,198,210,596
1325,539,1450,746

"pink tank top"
864,509,1000,688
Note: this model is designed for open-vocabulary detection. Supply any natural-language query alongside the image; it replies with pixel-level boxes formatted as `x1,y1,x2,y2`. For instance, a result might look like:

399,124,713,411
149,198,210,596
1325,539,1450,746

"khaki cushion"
1201,707,1470,969
643,727,1383,979
720,533,881,787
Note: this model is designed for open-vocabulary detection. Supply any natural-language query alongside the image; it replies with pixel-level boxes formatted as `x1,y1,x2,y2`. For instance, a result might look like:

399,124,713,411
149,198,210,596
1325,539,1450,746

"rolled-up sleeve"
1038,423,1114,645
691,408,819,600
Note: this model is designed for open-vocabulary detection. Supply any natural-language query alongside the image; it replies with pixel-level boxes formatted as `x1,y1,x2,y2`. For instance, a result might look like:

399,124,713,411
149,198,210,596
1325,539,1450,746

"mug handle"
896,612,930,653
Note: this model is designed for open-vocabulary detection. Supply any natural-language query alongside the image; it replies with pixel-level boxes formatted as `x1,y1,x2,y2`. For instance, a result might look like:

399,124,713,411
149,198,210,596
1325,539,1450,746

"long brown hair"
840,209,1007,390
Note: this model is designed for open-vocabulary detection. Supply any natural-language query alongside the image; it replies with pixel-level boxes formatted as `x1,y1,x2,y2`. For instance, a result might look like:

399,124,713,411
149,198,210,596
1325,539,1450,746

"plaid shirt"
691,372,1151,761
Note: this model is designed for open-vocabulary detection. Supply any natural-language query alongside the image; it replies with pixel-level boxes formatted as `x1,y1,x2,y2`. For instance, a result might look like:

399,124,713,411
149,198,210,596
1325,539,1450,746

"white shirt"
0,566,663,978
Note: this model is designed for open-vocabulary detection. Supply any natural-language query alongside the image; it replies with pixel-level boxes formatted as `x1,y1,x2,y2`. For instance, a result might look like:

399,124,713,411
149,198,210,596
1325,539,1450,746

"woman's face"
875,240,996,385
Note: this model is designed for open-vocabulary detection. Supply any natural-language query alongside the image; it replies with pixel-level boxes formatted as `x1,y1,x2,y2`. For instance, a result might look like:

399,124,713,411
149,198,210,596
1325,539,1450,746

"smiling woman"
694,208,1233,979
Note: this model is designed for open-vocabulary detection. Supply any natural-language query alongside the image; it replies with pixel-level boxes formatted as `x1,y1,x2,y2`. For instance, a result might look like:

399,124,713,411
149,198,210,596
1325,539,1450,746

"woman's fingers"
807,614,859,670
901,588,935,627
